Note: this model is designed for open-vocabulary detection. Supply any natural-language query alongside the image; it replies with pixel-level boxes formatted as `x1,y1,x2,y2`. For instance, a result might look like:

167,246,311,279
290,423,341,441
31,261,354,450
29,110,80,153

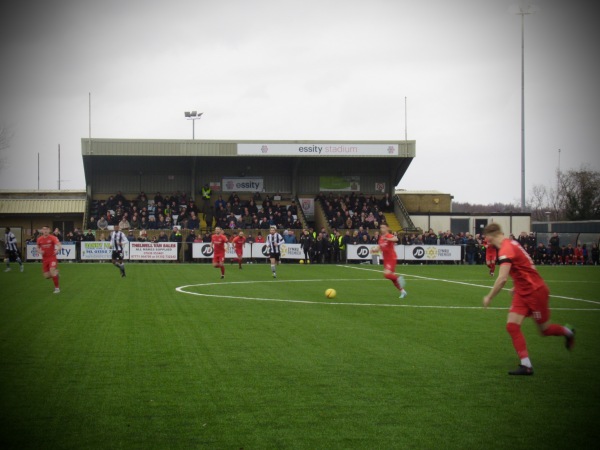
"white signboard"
27,243,76,260
251,243,304,260
347,244,461,262
192,242,253,259
81,241,131,260
404,245,462,261
298,197,314,218
346,244,399,261
222,177,264,192
238,143,399,157
129,242,179,260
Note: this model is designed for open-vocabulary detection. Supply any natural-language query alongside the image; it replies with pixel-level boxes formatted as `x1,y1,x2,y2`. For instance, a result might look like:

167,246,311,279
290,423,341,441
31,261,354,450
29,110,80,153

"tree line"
453,169,600,222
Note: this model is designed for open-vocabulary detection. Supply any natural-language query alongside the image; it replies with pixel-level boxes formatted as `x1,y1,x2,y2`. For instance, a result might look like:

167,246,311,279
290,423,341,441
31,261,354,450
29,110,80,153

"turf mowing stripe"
338,264,600,307
175,279,600,311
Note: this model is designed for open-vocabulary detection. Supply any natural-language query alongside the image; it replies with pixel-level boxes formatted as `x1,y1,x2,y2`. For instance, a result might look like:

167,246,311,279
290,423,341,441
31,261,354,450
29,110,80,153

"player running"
36,226,61,293
266,226,284,278
232,231,246,269
211,227,229,279
482,223,575,375
4,227,24,272
109,224,128,277
372,224,407,299
484,236,497,276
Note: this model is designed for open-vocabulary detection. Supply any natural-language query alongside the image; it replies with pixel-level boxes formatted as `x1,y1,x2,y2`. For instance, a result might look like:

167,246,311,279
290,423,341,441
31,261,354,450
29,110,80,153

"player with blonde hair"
483,223,575,375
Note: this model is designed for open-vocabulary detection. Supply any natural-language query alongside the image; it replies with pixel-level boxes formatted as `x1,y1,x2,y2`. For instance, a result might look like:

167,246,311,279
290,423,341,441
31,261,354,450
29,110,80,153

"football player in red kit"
211,227,229,279
484,237,498,276
232,231,246,269
36,226,61,293
483,223,575,375
372,224,407,299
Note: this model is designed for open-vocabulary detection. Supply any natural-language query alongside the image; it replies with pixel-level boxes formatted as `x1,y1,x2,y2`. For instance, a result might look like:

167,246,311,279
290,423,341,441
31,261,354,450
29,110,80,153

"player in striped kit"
110,224,128,277
266,226,284,278
4,227,24,272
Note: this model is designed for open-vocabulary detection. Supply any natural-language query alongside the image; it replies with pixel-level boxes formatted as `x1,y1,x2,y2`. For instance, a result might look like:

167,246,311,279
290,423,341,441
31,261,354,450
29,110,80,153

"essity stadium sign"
237,143,399,157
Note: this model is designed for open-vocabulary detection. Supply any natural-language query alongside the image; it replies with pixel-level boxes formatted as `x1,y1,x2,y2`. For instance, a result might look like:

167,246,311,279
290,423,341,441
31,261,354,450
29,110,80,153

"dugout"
81,138,416,230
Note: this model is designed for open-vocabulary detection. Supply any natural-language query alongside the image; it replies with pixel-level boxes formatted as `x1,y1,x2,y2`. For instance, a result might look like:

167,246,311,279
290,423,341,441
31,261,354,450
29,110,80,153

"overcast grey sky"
1,0,598,204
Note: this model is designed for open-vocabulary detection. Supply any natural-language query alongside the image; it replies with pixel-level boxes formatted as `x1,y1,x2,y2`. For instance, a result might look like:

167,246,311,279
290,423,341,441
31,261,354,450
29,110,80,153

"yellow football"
325,288,337,299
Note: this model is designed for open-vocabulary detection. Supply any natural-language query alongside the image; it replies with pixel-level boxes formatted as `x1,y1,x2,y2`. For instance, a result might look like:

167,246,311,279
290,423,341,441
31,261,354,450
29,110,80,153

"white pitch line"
175,280,509,310
176,277,600,311
337,264,600,306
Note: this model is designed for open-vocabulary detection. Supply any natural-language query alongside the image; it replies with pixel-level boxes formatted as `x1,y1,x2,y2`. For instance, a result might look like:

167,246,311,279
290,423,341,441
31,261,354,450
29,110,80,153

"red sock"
488,263,495,272
542,324,568,337
52,276,59,288
220,265,225,276
506,322,528,359
384,272,401,291
239,258,243,267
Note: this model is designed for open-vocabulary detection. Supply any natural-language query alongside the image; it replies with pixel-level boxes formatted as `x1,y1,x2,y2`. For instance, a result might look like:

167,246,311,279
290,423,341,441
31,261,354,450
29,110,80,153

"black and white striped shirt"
4,231,18,252
266,231,284,254
110,230,128,252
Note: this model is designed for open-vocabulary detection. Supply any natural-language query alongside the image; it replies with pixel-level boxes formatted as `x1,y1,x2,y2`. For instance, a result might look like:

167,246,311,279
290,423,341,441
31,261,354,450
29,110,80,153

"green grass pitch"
1,262,599,449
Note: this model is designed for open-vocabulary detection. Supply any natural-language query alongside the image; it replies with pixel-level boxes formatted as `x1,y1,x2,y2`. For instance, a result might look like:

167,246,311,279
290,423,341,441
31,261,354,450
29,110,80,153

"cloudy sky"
1,0,598,205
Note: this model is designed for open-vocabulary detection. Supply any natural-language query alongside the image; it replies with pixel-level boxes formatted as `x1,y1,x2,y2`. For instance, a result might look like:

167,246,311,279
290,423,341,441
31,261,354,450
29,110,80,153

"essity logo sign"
222,178,264,192
238,143,400,157
201,244,214,256
356,246,370,258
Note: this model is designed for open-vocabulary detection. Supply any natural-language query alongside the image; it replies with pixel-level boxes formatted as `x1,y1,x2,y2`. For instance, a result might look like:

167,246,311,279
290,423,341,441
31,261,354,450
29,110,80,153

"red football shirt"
498,238,546,295
211,234,229,255
232,236,246,252
37,234,59,260
378,233,397,262
484,238,498,259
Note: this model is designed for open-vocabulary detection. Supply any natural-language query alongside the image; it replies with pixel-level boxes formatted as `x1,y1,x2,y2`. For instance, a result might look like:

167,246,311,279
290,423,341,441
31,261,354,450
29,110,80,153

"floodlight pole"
520,9,526,210
184,111,203,140
513,4,536,210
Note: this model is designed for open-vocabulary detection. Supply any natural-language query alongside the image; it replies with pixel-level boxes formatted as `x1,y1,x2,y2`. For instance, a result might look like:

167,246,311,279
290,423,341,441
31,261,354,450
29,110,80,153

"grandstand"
81,138,418,236
1,138,538,258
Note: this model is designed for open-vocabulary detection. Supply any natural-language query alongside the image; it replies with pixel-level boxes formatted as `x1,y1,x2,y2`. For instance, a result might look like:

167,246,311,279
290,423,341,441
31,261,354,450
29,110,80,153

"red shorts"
235,250,243,258
486,247,497,261
510,284,550,324
383,259,396,273
212,253,225,264
42,258,58,273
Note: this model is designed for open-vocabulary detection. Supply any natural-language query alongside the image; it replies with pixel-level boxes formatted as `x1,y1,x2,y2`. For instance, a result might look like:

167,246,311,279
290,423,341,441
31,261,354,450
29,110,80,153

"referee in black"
266,226,284,278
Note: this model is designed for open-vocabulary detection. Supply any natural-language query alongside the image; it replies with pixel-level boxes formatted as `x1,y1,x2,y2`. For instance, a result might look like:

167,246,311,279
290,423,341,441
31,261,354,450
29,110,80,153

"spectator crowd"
19,189,598,266
87,190,304,233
